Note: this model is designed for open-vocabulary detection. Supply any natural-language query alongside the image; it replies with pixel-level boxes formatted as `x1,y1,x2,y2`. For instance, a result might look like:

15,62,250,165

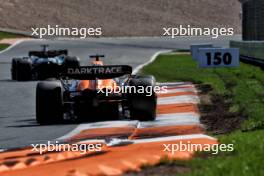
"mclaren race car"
36,55,157,125
11,45,80,81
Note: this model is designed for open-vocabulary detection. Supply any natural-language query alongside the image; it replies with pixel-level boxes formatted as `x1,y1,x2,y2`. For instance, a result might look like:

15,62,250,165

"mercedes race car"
36,55,157,125
11,45,80,81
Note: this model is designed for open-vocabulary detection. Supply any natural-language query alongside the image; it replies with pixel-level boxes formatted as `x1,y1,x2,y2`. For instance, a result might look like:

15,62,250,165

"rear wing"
29,50,68,58
61,65,132,79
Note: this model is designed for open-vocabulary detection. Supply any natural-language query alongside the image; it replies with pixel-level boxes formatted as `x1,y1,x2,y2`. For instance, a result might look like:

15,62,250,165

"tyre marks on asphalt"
0,82,218,176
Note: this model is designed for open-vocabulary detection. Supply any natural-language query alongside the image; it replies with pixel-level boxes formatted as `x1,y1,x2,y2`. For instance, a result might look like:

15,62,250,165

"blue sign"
191,44,213,60
198,48,240,68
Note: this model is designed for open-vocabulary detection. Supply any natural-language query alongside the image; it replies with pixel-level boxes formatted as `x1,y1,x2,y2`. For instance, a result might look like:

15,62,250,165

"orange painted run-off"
0,143,107,173
0,147,38,160
157,103,199,114
0,138,217,176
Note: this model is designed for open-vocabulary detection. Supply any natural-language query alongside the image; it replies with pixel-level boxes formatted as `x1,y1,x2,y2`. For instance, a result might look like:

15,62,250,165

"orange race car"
36,55,157,125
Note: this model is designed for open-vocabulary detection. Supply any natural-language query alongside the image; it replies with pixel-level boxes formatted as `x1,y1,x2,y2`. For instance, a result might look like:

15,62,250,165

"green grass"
159,130,264,176
0,31,24,40
0,31,24,51
142,53,264,176
143,54,264,130
0,44,10,51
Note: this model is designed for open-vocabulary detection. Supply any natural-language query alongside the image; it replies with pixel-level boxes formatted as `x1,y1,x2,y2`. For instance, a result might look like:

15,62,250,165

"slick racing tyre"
128,75,157,121
36,81,64,125
16,58,32,81
11,58,20,80
64,56,80,67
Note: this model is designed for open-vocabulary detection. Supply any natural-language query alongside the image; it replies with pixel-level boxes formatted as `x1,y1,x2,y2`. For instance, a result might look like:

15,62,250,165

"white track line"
77,139,106,144
158,95,200,105
0,149,5,153
161,87,198,94
0,40,24,54
0,39,37,55
139,113,201,128
132,50,170,74
156,112,199,119
157,82,193,87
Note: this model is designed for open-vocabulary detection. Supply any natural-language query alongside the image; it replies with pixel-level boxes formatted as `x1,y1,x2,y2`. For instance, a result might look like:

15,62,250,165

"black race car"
36,55,157,125
11,45,80,81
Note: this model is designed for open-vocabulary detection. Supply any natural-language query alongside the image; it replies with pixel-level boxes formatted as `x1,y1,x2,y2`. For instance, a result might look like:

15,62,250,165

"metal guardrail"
230,40,264,68
240,55,264,68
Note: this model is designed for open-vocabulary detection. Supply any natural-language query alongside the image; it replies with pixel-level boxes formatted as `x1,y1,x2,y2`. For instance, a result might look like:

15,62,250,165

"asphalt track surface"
0,36,240,149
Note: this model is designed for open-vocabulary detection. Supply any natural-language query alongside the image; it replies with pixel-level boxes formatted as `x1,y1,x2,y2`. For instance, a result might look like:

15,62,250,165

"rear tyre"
11,58,19,80
36,81,64,125
128,75,157,121
64,56,80,67
16,58,32,81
